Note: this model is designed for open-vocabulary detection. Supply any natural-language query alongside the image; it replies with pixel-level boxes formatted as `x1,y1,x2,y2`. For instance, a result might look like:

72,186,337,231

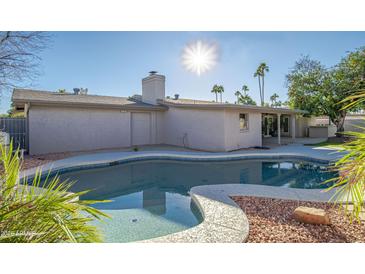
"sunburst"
181,40,218,76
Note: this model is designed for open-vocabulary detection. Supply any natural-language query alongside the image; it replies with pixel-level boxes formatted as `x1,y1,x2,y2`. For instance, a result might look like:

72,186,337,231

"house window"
239,113,249,131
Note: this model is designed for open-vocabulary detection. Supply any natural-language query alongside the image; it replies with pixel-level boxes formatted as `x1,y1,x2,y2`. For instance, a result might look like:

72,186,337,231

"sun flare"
181,40,218,76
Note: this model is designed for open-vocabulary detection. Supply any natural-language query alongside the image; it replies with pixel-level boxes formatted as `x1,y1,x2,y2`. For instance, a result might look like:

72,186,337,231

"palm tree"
270,93,279,107
211,84,219,102
241,85,249,96
254,63,269,106
254,70,262,104
260,63,269,105
234,90,241,104
236,85,256,105
326,89,365,221
0,142,109,243
219,85,224,103
211,84,224,103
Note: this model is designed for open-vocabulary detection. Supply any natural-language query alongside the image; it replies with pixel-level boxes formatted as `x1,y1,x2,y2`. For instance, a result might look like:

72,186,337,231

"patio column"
291,114,296,139
277,113,281,145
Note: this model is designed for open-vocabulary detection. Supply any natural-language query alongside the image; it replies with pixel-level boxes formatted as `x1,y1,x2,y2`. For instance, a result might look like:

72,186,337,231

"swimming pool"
53,158,336,242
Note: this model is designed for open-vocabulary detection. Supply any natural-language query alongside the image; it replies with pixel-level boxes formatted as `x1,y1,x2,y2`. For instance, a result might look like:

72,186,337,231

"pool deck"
20,144,343,179
20,144,345,243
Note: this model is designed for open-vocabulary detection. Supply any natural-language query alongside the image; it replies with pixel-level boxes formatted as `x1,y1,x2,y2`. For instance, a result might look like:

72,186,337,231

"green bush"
0,143,110,242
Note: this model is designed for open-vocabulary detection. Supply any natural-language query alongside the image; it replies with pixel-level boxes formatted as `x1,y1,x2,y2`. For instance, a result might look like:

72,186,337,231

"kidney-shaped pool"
52,159,336,242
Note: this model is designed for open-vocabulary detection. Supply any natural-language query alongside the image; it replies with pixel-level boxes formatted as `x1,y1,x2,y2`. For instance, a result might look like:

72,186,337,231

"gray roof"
12,89,167,111
163,98,218,105
159,98,307,114
12,89,306,115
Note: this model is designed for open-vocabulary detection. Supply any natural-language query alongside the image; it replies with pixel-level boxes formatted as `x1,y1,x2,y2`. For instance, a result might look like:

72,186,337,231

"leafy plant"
286,48,365,134
326,90,365,222
0,142,110,242
326,129,365,222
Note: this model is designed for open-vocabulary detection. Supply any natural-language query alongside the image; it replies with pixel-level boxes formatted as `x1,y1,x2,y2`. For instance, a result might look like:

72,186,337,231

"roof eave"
12,99,168,111
159,101,306,114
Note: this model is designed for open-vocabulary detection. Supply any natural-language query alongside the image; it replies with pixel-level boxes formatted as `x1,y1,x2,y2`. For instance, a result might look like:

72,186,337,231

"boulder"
293,206,331,225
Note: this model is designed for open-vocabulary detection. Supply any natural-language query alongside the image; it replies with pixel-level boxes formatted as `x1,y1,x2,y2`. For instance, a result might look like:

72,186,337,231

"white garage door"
131,112,151,146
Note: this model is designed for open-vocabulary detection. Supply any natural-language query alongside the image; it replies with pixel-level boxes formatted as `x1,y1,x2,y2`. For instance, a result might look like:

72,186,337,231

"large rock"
293,206,331,225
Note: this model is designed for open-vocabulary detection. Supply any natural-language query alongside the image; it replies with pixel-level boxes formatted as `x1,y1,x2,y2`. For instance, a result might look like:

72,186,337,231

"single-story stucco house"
12,72,309,155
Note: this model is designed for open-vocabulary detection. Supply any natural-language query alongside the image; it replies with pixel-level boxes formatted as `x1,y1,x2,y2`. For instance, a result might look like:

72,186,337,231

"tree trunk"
220,93,222,103
215,93,218,102
333,111,347,136
258,77,262,105
262,74,265,106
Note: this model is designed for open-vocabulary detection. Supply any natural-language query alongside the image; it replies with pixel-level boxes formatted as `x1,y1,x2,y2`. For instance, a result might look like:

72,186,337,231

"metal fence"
0,117,27,150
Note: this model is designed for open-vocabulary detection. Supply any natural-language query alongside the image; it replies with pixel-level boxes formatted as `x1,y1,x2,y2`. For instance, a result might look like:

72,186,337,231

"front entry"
131,112,151,146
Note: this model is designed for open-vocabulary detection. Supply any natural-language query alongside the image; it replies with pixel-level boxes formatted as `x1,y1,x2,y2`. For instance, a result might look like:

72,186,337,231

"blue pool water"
57,159,336,242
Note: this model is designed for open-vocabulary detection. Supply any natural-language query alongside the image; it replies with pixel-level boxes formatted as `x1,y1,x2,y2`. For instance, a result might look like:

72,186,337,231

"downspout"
24,103,30,154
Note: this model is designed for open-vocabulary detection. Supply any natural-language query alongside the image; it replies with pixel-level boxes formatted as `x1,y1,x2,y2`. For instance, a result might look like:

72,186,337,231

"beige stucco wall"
162,107,262,151
162,107,227,151
224,110,262,150
28,104,313,154
295,116,310,137
154,111,165,144
28,105,163,155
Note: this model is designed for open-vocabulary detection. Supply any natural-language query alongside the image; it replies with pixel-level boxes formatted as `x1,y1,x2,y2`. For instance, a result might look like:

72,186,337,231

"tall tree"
241,85,249,95
254,62,269,106
211,84,218,102
234,90,241,103
211,84,224,103
269,93,282,107
0,32,49,93
219,85,224,103
237,84,256,105
286,50,365,134
253,70,262,104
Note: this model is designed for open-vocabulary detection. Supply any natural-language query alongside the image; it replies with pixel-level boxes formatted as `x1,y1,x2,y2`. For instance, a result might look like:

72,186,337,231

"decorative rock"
293,206,331,225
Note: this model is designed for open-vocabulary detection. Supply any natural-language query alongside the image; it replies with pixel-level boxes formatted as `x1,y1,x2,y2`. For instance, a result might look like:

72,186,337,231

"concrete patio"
263,137,327,146
20,143,344,180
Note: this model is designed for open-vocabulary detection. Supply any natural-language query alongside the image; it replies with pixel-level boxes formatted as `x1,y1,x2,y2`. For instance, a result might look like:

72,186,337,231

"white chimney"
142,71,165,105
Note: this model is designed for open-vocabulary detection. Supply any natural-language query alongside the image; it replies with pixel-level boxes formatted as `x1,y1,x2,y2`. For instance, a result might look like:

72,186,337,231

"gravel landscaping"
232,196,365,243
21,152,74,170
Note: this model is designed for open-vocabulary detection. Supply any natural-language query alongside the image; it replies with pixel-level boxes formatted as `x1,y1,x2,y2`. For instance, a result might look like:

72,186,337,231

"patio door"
281,116,290,135
263,115,274,137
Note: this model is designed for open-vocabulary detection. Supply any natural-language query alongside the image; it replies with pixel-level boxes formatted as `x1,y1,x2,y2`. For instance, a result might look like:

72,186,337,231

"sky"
1,31,365,113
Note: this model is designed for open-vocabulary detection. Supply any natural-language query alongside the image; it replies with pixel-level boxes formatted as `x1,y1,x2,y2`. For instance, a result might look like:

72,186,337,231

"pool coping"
142,183,337,243
20,148,343,243
20,151,337,181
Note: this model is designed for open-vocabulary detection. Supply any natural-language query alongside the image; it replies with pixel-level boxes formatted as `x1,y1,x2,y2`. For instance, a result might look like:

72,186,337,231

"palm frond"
0,141,110,243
